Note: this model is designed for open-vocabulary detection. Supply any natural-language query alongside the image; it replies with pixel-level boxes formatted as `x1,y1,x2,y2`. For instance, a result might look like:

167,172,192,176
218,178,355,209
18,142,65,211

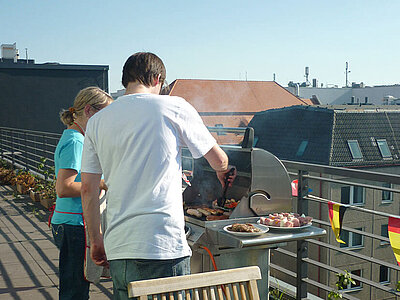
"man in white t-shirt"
81,52,234,299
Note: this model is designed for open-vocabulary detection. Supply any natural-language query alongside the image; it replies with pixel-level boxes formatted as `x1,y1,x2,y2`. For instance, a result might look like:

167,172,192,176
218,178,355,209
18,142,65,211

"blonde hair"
60,86,113,126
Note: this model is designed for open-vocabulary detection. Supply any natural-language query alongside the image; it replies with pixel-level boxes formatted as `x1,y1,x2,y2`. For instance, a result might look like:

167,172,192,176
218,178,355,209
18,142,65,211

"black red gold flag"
328,201,347,244
388,217,400,266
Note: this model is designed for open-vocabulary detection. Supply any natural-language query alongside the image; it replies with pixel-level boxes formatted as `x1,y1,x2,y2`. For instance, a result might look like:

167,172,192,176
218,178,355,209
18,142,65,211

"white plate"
223,223,269,237
257,219,312,230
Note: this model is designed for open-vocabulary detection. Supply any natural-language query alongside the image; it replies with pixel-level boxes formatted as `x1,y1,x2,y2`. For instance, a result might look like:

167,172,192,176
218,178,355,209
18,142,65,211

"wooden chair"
128,266,261,300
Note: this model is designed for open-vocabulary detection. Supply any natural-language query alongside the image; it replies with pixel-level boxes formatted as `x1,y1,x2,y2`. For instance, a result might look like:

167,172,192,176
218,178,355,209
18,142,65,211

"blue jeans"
52,223,90,300
109,256,191,300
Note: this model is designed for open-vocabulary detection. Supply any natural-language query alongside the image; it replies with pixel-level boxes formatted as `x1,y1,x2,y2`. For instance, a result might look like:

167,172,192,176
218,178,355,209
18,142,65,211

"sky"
1,0,399,93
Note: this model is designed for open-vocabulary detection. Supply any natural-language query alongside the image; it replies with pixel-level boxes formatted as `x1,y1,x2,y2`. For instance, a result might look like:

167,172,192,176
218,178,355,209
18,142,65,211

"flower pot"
30,190,41,202
16,183,29,195
40,195,55,209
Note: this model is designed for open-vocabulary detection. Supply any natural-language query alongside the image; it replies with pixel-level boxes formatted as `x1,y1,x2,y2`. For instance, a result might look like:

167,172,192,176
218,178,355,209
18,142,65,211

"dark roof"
0,61,109,71
250,106,334,165
249,105,400,167
330,111,400,167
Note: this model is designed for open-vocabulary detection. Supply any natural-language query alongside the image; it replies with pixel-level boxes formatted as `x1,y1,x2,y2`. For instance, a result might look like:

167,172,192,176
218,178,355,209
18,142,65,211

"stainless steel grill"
182,129,326,299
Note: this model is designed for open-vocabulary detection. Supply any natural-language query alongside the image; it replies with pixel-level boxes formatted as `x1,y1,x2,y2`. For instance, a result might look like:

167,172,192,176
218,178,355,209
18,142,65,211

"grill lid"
182,144,292,219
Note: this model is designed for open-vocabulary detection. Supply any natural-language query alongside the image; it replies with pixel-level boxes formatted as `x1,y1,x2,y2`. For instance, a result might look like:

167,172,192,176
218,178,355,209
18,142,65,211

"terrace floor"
0,184,113,300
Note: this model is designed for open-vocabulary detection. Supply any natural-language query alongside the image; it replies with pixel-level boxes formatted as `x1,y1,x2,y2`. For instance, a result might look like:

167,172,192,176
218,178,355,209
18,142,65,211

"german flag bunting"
388,217,400,266
328,201,347,244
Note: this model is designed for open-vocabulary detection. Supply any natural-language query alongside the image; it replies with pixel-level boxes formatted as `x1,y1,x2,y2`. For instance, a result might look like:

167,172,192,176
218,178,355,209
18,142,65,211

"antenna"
273,73,276,81
345,62,351,87
305,67,310,84
25,48,28,63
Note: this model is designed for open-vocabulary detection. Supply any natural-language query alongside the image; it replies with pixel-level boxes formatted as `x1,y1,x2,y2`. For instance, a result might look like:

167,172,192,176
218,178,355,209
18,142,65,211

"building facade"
249,105,400,299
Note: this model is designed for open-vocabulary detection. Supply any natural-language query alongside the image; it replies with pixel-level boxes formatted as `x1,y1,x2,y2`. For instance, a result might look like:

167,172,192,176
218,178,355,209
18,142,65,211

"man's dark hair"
122,52,166,88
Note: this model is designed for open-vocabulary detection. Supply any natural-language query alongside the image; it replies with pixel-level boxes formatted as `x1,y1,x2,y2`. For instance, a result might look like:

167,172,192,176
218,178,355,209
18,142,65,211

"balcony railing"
0,127,60,178
2,126,400,300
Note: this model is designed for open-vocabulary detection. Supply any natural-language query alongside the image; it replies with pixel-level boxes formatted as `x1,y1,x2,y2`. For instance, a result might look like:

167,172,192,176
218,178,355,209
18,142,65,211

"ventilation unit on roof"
1,42,19,62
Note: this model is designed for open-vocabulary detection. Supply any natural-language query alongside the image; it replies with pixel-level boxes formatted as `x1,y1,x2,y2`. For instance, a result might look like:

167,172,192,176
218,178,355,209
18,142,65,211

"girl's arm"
56,168,81,198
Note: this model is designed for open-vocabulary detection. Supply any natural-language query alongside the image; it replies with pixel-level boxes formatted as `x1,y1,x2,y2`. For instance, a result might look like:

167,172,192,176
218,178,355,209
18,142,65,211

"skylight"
296,140,308,157
376,139,392,158
347,140,363,159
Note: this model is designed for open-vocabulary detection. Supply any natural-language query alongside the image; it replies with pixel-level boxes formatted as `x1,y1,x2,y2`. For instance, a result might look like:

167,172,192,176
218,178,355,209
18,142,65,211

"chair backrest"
128,266,261,300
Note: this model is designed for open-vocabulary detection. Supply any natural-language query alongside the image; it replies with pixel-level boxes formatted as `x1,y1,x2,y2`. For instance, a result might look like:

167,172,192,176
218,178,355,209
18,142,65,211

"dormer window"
376,139,392,159
347,140,363,159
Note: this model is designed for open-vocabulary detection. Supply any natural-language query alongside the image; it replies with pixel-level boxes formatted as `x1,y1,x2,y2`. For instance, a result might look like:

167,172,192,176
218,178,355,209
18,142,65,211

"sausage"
206,215,229,221
186,209,203,218
197,208,211,216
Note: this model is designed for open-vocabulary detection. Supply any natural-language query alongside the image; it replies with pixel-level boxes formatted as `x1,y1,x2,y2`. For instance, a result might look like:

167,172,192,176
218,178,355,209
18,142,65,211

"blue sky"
1,0,399,92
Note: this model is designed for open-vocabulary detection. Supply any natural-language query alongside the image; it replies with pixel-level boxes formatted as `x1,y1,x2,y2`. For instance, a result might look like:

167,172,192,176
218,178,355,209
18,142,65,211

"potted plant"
30,181,44,202
14,170,36,195
39,180,57,209
0,167,16,185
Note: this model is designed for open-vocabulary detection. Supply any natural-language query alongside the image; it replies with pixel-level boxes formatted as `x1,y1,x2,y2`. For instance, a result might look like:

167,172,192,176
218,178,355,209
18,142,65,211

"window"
341,186,364,205
347,140,363,159
348,270,362,290
376,139,392,159
379,266,390,284
214,124,226,136
296,140,308,157
340,228,364,248
381,224,390,246
382,182,393,203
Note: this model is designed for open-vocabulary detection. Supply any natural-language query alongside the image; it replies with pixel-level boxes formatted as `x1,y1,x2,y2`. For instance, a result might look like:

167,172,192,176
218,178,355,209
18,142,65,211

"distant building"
286,84,400,106
0,43,109,133
249,105,400,299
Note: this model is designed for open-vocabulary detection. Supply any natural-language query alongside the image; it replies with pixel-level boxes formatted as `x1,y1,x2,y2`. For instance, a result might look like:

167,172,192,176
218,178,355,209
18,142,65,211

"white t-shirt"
81,93,216,260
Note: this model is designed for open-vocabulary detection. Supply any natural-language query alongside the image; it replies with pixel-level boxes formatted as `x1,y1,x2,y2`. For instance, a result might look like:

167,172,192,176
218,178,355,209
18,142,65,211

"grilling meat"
186,208,203,218
196,208,211,216
206,215,229,221
227,223,261,233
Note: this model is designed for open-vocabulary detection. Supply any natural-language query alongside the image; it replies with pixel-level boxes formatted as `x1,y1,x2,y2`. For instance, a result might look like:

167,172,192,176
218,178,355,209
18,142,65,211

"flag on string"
328,201,347,244
388,217,400,266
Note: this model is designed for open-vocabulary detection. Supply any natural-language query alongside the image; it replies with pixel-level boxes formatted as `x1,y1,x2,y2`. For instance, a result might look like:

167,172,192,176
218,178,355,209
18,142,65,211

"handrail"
283,159,400,184
2,125,400,300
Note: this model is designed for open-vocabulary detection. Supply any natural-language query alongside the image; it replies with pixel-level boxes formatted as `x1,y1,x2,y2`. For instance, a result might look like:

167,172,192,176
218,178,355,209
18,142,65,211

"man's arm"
204,144,235,187
81,172,108,267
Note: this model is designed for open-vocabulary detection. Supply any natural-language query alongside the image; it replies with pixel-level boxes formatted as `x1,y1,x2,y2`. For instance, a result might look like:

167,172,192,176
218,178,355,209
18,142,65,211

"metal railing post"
24,132,28,170
42,134,47,180
11,131,15,168
297,170,309,215
296,170,309,300
296,240,308,300
0,128,3,160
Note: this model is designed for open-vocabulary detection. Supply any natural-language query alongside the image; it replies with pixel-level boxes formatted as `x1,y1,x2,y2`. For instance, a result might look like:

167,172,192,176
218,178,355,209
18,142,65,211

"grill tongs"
216,167,236,209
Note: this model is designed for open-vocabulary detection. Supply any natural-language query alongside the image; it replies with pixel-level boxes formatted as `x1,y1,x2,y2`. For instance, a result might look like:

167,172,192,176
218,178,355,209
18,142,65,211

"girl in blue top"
52,87,113,300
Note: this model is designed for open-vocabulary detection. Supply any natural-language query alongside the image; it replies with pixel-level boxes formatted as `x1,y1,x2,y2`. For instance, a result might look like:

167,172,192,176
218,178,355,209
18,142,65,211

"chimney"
364,97,368,104
351,96,355,104
294,83,300,96
312,78,318,88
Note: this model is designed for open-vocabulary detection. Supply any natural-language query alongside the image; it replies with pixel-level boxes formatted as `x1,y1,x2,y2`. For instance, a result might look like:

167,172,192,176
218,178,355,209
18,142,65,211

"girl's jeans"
52,223,90,300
